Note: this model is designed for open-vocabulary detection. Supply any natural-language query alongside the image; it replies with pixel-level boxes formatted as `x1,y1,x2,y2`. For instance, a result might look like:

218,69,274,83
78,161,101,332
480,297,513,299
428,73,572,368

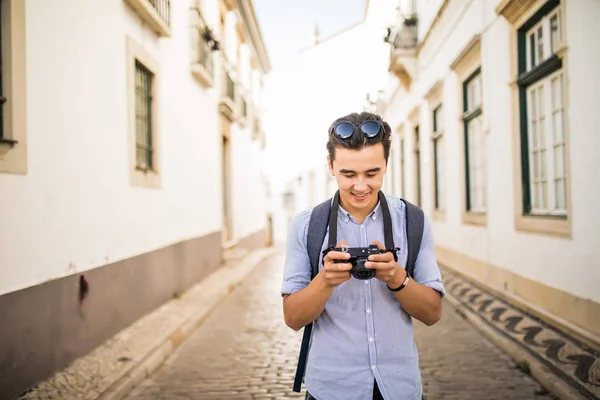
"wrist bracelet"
387,271,410,292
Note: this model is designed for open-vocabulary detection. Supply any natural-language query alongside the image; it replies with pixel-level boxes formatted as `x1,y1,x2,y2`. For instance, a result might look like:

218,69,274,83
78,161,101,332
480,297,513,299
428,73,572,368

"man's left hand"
365,240,405,284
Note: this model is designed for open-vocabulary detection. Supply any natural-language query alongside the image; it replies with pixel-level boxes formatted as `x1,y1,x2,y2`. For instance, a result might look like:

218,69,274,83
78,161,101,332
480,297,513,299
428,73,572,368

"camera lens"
352,259,376,280
353,269,376,280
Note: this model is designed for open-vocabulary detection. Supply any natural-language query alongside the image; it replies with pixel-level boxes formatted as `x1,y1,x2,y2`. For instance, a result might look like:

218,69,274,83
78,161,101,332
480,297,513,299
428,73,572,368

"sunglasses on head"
331,120,383,139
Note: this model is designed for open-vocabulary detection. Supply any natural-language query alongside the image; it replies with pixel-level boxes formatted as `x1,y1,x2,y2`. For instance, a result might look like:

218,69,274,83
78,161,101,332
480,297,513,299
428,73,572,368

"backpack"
292,191,425,393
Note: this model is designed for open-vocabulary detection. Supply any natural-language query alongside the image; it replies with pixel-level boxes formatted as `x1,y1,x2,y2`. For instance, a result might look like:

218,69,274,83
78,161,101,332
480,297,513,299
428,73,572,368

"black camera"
333,244,382,280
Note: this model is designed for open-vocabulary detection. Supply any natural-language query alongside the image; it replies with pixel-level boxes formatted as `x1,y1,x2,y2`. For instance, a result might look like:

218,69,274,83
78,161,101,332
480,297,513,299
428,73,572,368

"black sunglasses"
331,120,383,139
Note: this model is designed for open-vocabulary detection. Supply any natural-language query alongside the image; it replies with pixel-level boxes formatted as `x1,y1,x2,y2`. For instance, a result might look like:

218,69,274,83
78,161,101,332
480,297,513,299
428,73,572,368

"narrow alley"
125,250,553,400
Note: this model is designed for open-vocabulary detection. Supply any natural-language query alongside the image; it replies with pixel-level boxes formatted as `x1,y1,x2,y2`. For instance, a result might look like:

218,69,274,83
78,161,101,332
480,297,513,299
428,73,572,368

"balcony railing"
148,0,170,27
391,17,418,51
197,31,213,77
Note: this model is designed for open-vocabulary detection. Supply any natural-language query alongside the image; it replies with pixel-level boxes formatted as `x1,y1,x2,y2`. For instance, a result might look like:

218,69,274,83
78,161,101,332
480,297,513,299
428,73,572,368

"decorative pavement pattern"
441,267,600,400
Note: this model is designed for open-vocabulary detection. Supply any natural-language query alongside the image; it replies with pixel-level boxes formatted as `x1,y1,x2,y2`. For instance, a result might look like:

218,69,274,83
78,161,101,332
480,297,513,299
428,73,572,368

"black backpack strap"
401,199,424,277
378,192,395,250
292,196,332,393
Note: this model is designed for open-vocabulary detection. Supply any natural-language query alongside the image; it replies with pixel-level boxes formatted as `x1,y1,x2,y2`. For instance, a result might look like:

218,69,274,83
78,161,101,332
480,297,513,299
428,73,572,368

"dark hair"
326,111,392,164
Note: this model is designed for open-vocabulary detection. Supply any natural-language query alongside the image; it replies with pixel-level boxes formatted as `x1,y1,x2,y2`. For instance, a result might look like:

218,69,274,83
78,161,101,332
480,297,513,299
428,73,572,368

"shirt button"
369,337,374,342
371,365,376,370
366,309,371,313
360,225,364,229
364,281,370,285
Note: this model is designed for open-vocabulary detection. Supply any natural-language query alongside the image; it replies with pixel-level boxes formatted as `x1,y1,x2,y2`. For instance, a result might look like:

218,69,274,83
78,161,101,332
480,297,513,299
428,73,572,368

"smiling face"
328,142,387,220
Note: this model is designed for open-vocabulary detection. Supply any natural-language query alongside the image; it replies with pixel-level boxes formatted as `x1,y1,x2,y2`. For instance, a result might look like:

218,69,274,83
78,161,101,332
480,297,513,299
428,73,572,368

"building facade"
0,0,270,397
268,0,399,242
380,0,600,348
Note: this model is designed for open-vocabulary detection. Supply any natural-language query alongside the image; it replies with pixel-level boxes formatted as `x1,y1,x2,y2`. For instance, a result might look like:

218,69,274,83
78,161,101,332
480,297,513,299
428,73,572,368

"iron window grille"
135,60,154,171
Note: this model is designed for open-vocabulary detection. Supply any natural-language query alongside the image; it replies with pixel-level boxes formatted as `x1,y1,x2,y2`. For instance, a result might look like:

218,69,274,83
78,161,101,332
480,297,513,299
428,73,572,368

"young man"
281,112,445,400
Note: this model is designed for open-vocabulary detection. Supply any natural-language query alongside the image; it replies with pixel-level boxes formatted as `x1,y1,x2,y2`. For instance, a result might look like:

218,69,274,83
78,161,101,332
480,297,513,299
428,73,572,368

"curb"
94,247,276,400
444,293,587,400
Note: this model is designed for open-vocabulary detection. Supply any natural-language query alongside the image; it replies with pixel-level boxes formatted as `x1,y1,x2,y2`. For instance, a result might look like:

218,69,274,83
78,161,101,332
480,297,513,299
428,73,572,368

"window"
0,0,27,175
389,147,397,195
127,36,160,188
135,61,154,171
400,137,406,198
463,69,486,213
414,125,421,207
517,1,567,217
432,105,444,211
1,1,5,141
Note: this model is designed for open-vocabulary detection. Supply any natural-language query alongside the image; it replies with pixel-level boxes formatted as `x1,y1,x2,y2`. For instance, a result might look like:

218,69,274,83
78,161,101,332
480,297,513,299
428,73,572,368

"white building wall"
292,0,397,181
382,0,600,308
0,0,269,296
220,2,269,243
230,123,268,240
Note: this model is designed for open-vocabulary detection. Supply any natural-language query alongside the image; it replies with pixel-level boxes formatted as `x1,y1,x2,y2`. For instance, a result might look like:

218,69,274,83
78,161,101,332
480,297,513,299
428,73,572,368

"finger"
370,240,385,251
365,261,395,270
337,240,348,248
325,271,352,280
325,262,352,272
326,251,351,261
367,253,394,262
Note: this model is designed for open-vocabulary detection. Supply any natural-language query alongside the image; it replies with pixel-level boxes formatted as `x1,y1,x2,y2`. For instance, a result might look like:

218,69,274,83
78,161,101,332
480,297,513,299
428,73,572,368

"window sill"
192,64,213,88
0,138,27,174
131,167,161,188
462,211,487,226
219,98,237,122
0,138,18,147
515,213,571,239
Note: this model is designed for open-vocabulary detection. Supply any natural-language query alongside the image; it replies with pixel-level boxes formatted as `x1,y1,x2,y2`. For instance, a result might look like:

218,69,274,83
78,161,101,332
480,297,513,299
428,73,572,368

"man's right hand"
320,240,352,288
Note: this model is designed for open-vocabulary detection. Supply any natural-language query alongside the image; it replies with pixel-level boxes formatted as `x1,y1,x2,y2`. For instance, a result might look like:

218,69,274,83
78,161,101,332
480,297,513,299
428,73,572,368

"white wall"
231,123,268,240
382,0,600,303
0,0,232,296
219,3,270,242
291,1,397,179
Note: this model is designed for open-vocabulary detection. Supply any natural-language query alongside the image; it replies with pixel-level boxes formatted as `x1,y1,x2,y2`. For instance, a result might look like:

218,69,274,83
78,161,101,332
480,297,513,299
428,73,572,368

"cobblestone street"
126,250,553,400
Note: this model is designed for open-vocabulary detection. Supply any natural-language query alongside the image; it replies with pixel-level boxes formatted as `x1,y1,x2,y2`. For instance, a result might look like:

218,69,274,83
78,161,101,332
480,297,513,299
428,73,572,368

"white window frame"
126,36,161,188
525,69,566,216
522,4,567,216
399,137,406,198
526,7,563,71
501,0,571,237
464,70,486,214
432,104,445,211
0,0,27,175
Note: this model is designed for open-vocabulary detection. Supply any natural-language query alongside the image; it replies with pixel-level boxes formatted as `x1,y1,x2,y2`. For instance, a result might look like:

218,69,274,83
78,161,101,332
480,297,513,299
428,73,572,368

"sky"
251,0,367,190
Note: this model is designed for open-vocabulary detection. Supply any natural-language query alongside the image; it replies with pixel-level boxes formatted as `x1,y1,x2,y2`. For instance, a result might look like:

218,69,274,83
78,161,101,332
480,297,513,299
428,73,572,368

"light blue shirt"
281,194,445,400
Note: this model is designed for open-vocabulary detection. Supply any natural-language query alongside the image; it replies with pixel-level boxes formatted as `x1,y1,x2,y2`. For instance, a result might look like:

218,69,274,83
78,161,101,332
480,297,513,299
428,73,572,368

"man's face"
328,142,387,214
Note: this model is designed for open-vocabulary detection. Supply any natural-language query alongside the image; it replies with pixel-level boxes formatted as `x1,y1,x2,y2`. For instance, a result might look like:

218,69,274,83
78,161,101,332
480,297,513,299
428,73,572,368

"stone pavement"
126,250,554,400
440,268,600,400
16,247,276,400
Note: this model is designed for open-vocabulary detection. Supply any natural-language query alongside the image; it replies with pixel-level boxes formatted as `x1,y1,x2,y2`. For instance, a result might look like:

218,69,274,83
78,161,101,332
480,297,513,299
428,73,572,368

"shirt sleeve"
411,214,446,298
280,209,312,297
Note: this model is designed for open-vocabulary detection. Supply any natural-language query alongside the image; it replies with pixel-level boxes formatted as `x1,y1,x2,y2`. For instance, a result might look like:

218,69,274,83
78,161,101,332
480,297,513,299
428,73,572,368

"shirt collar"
338,200,382,223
